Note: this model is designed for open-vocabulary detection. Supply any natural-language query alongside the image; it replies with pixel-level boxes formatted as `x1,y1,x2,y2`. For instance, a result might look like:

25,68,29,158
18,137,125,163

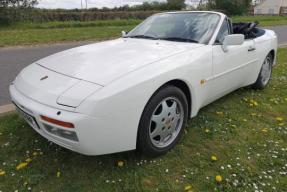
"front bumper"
9,84,136,155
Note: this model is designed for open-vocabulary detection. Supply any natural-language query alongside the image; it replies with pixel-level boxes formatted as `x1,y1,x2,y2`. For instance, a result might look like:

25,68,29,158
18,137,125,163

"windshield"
126,12,221,44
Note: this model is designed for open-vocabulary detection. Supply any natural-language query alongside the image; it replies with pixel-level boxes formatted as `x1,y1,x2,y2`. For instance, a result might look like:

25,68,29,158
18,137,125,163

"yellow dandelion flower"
57,171,61,178
261,128,268,133
184,184,192,191
215,175,223,183
16,162,28,170
0,170,5,176
216,111,224,115
253,101,258,106
276,117,284,122
211,155,218,161
205,128,210,133
26,158,32,163
117,161,124,167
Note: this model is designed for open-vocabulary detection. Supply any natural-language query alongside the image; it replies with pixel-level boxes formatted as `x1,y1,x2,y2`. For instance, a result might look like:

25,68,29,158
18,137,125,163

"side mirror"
122,31,127,37
222,34,244,52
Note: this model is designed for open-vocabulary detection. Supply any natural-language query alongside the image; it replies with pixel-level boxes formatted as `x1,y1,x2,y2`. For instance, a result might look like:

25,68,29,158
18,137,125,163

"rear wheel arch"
253,52,273,90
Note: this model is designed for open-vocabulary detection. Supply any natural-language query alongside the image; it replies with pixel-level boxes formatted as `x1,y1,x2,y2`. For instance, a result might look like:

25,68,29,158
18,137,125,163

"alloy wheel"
149,97,184,148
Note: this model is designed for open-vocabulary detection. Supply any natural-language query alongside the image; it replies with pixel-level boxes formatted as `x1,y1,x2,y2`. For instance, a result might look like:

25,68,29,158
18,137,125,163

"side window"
215,19,230,44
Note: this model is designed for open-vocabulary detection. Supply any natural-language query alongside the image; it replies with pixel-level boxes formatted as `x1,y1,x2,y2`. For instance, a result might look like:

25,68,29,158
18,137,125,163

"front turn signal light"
40,115,74,128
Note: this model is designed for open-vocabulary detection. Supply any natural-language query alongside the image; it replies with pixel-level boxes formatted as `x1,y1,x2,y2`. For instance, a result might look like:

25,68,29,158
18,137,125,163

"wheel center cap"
165,118,172,127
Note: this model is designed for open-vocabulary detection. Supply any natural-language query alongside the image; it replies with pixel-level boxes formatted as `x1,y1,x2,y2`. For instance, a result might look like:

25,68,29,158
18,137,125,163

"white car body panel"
37,39,202,85
14,64,102,109
207,39,258,103
10,11,278,155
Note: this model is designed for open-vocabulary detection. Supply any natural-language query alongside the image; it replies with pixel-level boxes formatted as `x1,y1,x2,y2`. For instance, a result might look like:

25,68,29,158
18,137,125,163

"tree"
0,0,38,8
167,0,186,10
0,0,38,24
205,0,252,15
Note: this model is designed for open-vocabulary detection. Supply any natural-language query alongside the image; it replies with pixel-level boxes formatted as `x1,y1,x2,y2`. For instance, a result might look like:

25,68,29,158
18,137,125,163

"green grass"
0,19,140,47
0,15,286,47
0,26,134,46
0,19,142,30
0,48,286,191
232,15,287,26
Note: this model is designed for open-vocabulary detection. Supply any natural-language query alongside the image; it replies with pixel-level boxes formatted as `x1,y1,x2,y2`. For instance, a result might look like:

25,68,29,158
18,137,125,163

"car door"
209,18,257,100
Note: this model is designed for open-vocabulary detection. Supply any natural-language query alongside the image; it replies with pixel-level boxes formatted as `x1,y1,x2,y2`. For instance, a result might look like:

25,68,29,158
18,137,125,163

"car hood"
37,38,203,85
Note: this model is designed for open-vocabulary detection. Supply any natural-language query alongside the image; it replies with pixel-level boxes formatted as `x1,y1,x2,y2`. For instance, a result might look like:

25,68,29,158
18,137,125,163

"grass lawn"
0,15,286,47
0,19,140,47
232,15,287,26
0,48,286,191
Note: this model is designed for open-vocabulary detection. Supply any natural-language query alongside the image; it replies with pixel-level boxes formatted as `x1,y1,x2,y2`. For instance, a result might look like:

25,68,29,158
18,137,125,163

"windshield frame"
125,11,223,45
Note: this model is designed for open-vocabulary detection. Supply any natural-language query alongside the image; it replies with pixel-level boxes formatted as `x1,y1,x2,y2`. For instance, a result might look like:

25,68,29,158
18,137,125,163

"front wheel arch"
269,50,275,65
163,80,192,118
136,79,192,153
142,79,192,123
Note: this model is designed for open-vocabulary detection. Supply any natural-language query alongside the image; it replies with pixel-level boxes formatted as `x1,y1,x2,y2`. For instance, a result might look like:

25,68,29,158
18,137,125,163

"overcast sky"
36,0,198,9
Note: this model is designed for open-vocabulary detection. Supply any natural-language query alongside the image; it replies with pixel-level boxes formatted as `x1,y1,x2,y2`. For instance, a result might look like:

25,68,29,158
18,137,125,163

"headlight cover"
57,80,102,108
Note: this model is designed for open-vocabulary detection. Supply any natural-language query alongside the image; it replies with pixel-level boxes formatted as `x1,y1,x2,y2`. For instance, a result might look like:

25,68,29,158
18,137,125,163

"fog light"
43,124,79,142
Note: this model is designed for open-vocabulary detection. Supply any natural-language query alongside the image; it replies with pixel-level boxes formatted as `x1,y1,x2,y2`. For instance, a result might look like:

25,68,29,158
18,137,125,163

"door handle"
248,47,256,52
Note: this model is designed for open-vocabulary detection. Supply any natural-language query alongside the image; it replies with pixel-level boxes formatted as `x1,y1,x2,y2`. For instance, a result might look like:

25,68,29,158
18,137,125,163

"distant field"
1,19,142,30
0,19,140,47
0,15,286,47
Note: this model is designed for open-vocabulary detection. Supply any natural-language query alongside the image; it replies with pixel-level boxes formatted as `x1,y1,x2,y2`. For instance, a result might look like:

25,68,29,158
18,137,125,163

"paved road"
0,42,91,105
268,25,287,45
1,26,287,106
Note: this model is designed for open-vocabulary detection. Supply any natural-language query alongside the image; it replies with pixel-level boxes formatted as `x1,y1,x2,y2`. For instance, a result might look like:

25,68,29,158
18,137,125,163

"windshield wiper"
125,35,199,43
125,35,158,40
160,37,199,43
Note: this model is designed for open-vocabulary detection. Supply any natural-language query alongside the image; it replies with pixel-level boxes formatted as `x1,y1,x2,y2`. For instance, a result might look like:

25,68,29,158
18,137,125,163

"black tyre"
137,85,188,156
253,53,273,90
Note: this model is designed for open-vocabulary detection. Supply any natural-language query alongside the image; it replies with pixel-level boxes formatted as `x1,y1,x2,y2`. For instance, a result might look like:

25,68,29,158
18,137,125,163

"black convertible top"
233,22,265,39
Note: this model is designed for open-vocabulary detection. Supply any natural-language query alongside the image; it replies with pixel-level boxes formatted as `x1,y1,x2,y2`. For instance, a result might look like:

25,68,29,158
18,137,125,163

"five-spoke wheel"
149,97,184,148
253,53,273,89
137,85,188,156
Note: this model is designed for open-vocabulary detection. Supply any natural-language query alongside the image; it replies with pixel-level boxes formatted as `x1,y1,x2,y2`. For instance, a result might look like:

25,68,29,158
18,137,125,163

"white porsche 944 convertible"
10,11,277,156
